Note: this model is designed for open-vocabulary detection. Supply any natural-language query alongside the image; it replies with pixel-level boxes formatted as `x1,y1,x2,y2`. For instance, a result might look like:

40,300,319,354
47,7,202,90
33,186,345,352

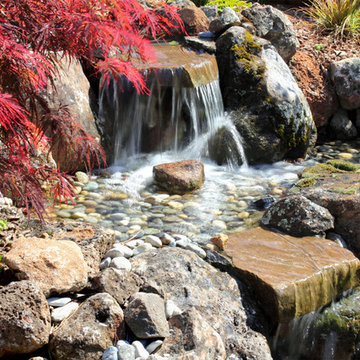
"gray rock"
132,341,149,359
110,256,132,271
0,281,51,358
330,109,357,140
51,302,79,322
130,248,272,359
143,235,162,248
133,243,154,256
84,181,99,191
216,26,316,164
93,268,143,307
47,297,72,307
201,5,218,20
105,248,125,259
242,4,298,62
102,346,118,360
113,243,134,258
125,292,169,339
185,243,207,258
50,293,125,360
261,195,334,236
210,7,240,35
146,340,163,354
117,340,136,360
100,257,111,270
331,58,360,110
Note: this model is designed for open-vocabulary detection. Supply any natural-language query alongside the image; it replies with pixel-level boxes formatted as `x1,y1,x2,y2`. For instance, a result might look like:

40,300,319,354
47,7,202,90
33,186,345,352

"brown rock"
0,280,51,357
224,227,360,322
92,267,143,306
153,160,205,194
50,293,125,360
179,6,209,35
210,233,228,250
125,292,169,339
4,236,88,297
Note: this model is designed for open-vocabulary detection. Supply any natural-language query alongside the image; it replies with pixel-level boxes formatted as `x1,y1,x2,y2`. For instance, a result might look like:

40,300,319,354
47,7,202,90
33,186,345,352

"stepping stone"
224,227,360,322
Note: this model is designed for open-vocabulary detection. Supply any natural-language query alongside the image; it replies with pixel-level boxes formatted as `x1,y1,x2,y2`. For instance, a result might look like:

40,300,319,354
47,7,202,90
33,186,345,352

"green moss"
301,163,345,180
207,0,251,12
328,185,359,195
326,160,360,172
295,178,317,188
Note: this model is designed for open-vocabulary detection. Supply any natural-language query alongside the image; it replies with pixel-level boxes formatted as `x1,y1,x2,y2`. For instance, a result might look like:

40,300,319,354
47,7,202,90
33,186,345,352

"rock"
210,233,228,250
116,340,136,360
133,243,154,256
0,281,51,357
209,7,240,35
100,257,111,269
4,236,88,297
144,235,163,248
146,340,163,354
201,5,218,20
104,248,125,259
75,171,90,185
184,36,216,54
224,227,360,322
53,224,115,280
205,249,232,272
47,297,72,307
125,292,169,339
110,256,132,271
50,293,125,360
130,248,272,359
45,56,100,172
93,268,143,306
261,195,334,236
113,243,134,258
178,4,210,36
102,346,118,360
242,4,298,62
165,300,182,319
153,160,205,194
132,341,149,359
331,58,360,110
51,302,79,322
330,108,357,140
216,27,316,164
185,243,206,258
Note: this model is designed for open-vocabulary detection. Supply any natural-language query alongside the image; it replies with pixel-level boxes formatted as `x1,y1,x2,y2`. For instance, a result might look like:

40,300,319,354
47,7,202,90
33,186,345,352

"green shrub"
192,0,210,6
304,0,360,38
207,0,251,12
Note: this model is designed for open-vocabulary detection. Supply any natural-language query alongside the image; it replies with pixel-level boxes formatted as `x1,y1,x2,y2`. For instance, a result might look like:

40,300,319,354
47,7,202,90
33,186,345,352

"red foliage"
0,0,182,220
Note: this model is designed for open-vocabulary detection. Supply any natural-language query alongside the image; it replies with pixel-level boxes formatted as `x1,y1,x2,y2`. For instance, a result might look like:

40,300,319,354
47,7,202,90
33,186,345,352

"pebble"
104,248,125,259
210,233,228,250
47,297,72,307
100,257,111,270
132,341,149,359
113,243,134,258
57,210,72,218
126,239,145,249
83,181,99,191
338,152,353,160
167,201,184,210
133,243,154,256
186,243,206,258
102,346,118,360
165,300,182,319
117,340,136,360
110,257,132,271
160,233,175,245
146,340,163,354
212,220,227,231
237,211,249,219
144,235,162,248
75,171,90,184
51,302,79,322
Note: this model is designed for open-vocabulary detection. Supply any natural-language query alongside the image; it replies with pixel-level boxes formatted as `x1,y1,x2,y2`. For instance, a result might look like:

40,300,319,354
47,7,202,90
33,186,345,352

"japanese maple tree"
0,0,182,220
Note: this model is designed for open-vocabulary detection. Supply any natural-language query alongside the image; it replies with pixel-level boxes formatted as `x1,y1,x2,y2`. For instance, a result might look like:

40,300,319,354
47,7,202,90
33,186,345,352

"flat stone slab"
224,227,360,322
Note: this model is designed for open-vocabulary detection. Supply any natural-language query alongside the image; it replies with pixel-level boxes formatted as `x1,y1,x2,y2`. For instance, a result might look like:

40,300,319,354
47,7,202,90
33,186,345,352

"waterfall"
98,44,247,168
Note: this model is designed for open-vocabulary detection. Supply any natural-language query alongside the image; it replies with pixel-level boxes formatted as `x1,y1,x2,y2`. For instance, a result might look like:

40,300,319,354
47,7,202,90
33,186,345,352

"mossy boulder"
216,26,316,164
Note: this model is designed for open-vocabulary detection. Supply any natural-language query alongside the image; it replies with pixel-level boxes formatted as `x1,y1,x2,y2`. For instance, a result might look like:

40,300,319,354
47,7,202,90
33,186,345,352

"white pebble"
146,340,163,354
47,297,72,307
117,340,136,360
51,302,79,322
104,248,124,259
144,235,162,248
132,341,149,359
113,243,134,258
126,239,145,249
100,257,111,270
165,300,182,319
186,243,206,259
110,257,132,271
133,243,154,256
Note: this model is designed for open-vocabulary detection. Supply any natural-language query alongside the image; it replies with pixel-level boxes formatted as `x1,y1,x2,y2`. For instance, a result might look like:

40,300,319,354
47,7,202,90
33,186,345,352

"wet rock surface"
0,280,51,357
153,160,205,194
225,227,360,322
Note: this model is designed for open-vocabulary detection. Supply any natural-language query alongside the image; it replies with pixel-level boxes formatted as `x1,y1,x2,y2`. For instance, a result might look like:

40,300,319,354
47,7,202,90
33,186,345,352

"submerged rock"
216,26,316,164
153,160,205,194
224,227,360,322
0,281,51,357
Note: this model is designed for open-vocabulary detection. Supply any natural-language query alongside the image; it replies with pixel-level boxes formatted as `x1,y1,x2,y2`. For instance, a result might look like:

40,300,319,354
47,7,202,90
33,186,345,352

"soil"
281,7,360,129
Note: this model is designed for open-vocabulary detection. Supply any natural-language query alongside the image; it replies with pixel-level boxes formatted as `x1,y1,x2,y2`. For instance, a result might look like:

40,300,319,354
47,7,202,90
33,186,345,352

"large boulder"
50,293,125,360
331,58,360,110
261,195,334,236
4,236,88,297
216,27,316,164
0,281,51,357
177,2,210,35
153,160,205,194
242,4,298,62
224,227,360,322
130,247,273,359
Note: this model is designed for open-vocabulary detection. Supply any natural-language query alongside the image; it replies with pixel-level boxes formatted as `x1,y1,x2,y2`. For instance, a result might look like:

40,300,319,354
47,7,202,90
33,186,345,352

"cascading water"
98,44,247,168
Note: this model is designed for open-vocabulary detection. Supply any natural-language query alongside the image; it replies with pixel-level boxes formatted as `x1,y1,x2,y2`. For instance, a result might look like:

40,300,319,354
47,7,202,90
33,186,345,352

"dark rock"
130,247,272,359
50,293,125,360
183,36,216,54
125,292,169,339
331,58,360,110
92,268,143,306
200,5,218,21
252,196,275,209
261,195,334,236
205,249,232,272
242,4,298,62
153,160,205,194
330,108,357,140
0,281,51,357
